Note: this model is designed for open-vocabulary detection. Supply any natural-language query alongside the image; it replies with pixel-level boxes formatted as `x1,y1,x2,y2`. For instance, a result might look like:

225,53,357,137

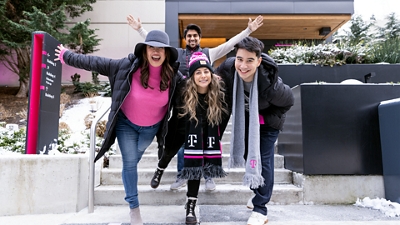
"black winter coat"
215,53,294,131
62,51,183,162
161,79,230,157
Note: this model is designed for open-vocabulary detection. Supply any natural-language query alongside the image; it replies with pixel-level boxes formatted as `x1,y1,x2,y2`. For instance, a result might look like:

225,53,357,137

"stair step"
101,167,293,185
98,121,303,207
109,154,285,169
94,184,303,205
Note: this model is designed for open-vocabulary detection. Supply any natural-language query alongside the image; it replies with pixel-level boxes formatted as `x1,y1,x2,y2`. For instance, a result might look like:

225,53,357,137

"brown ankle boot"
185,197,197,224
129,207,143,225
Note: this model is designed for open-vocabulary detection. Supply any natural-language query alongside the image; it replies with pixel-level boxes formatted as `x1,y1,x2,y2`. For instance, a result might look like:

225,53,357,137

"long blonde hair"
179,73,229,127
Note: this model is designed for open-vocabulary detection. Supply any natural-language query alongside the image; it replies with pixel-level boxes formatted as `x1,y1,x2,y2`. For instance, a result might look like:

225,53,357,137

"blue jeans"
177,145,185,176
248,125,279,216
116,111,161,209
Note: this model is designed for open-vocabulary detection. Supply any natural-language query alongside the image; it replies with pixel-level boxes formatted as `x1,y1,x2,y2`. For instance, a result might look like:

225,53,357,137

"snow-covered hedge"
269,13,400,66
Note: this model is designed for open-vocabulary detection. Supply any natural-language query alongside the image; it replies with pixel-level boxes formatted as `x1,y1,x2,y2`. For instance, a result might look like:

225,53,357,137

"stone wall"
0,155,95,216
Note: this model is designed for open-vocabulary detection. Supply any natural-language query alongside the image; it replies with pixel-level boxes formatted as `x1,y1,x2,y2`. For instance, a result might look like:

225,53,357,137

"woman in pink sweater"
55,30,183,225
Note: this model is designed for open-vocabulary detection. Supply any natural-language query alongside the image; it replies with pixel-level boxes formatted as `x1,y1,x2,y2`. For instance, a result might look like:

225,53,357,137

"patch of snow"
355,197,400,217
59,96,111,146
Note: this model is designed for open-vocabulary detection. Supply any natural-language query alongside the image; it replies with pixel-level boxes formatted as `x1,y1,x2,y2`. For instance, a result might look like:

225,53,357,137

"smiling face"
146,45,166,67
235,48,262,82
193,67,212,94
185,29,201,48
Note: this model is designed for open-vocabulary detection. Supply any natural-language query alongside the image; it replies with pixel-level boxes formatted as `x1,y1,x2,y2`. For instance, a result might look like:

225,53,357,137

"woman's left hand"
54,44,66,61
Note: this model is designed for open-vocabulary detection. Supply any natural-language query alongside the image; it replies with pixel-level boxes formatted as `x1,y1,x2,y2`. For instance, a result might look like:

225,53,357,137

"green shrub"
370,37,400,63
0,128,26,154
71,72,111,96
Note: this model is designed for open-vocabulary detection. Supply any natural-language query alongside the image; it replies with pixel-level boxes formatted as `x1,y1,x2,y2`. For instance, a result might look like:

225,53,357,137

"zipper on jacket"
108,64,136,127
162,76,177,143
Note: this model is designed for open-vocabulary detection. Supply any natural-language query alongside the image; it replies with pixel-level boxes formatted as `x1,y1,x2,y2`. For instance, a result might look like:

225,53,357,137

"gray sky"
337,0,400,33
354,0,400,20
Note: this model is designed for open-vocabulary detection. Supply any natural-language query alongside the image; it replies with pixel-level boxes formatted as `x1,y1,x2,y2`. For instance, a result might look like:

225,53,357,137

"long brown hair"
179,72,229,127
140,47,174,91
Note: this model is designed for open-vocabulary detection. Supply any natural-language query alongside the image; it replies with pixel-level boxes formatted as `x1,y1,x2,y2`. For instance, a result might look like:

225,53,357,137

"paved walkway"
1,204,399,225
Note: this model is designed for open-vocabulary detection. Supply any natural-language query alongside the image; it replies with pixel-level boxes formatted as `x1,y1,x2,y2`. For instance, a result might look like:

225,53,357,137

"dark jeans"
247,125,279,216
177,145,185,175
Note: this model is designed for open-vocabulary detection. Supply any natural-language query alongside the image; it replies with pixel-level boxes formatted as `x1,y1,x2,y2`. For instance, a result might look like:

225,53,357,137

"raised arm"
127,14,148,39
55,44,119,77
208,15,264,63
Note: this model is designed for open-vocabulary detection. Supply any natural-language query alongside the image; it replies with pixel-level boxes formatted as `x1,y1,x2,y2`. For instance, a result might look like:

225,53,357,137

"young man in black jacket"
215,36,294,225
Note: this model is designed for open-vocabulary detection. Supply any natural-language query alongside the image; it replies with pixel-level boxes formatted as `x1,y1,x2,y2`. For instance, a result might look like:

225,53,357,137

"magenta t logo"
249,160,257,168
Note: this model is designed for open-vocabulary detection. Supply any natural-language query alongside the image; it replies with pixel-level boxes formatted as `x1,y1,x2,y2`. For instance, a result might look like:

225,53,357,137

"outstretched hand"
248,15,264,32
54,44,66,61
127,15,141,30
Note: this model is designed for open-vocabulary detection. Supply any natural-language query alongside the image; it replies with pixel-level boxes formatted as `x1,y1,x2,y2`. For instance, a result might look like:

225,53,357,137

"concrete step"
220,131,231,142
101,167,293,185
94,183,303,205
109,153,285,169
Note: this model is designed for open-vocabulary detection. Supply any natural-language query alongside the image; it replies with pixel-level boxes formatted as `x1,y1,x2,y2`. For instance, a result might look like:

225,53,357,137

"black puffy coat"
161,78,231,158
215,53,294,131
62,51,183,162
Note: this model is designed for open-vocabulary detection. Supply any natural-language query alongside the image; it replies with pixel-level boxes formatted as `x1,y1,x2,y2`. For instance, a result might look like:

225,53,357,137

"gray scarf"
229,70,264,189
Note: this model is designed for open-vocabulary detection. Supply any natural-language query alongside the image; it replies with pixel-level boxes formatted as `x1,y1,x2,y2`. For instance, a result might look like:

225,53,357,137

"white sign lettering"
188,134,197,147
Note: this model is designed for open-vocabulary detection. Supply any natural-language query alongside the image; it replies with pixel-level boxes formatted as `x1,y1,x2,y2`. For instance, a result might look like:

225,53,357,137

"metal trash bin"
378,98,400,204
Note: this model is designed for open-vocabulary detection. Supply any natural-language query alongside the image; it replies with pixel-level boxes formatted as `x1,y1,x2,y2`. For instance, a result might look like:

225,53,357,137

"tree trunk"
15,79,29,97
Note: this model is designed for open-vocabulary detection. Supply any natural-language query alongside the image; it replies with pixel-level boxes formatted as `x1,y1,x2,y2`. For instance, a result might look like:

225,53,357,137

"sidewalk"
1,204,399,225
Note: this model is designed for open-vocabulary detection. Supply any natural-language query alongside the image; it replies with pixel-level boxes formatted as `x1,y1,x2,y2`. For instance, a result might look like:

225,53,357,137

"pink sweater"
121,65,169,126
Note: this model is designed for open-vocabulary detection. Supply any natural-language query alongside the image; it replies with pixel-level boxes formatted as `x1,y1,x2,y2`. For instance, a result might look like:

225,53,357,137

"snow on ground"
59,96,111,148
355,197,400,217
60,96,111,133
1,96,112,155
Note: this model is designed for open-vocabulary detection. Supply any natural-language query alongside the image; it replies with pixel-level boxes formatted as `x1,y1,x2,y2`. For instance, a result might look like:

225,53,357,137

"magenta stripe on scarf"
184,156,204,159
259,114,265,124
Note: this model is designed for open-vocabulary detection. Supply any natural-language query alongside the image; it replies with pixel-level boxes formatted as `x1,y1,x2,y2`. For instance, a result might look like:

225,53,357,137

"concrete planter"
278,83,400,175
0,154,101,216
293,173,385,204
278,64,400,88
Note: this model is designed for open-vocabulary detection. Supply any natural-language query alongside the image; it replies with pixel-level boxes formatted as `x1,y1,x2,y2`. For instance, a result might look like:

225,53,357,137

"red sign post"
25,32,62,154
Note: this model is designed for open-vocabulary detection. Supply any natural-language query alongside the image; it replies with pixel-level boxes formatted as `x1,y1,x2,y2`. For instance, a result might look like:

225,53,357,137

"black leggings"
158,145,181,168
158,117,186,169
187,179,201,198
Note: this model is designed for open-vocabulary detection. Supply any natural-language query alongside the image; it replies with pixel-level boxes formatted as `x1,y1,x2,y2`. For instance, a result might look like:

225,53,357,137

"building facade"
0,0,354,86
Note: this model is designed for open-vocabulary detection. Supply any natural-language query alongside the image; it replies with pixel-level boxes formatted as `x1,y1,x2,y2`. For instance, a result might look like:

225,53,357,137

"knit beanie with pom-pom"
188,52,214,77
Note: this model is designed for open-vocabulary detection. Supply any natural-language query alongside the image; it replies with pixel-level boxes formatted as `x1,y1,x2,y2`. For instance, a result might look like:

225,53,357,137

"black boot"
150,167,164,189
185,197,197,224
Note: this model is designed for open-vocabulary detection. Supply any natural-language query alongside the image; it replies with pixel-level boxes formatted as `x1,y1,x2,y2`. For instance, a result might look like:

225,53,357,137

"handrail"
88,105,111,213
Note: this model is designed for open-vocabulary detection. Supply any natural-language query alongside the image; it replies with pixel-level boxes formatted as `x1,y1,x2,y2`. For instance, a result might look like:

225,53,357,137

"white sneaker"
170,178,187,190
247,196,254,209
204,178,216,191
247,211,268,225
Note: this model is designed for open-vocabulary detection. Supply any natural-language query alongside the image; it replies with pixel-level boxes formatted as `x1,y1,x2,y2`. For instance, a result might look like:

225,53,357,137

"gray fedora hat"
134,30,178,63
